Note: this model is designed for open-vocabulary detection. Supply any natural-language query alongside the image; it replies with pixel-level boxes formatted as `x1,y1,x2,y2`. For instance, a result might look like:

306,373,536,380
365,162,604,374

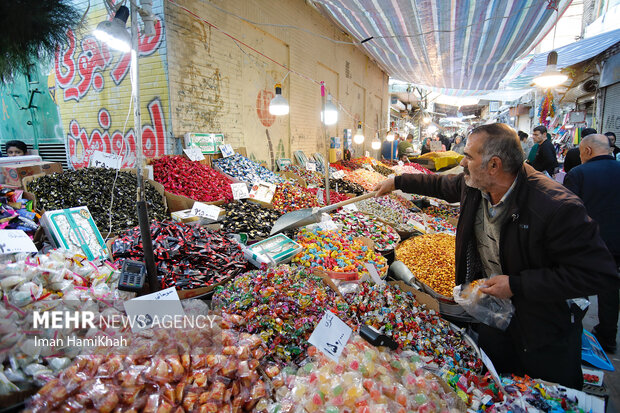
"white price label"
0,230,38,254
249,182,277,204
317,188,324,205
191,202,223,220
364,263,385,286
306,162,316,172
342,204,358,212
230,183,249,200
220,144,235,158
370,159,378,166
429,199,440,207
363,164,374,171
332,170,345,179
480,349,505,392
308,310,352,362
365,151,370,158
398,161,404,166
89,150,122,169
123,287,186,332
183,146,205,161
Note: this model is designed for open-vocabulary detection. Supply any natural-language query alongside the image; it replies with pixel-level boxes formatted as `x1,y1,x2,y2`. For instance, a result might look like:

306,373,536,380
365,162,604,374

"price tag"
306,162,316,172
364,263,385,286
370,159,378,166
0,230,38,254
220,144,235,157
230,183,249,200
342,203,358,212
365,151,370,157
363,164,374,171
308,310,352,362
480,349,505,392
429,199,440,207
249,182,277,204
191,202,223,220
89,150,122,169
332,170,345,179
123,287,186,332
183,146,205,161
398,161,404,166
317,188,324,205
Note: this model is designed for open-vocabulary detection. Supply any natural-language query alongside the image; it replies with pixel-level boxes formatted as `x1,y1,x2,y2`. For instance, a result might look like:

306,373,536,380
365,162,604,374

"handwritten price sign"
230,183,249,200
183,146,205,161
308,310,352,362
220,144,235,158
0,230,38,254
191,202,223,221
89,150,122,169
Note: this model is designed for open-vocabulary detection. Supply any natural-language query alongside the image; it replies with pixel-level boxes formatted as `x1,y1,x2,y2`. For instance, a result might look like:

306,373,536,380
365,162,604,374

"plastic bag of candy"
453,281,514,331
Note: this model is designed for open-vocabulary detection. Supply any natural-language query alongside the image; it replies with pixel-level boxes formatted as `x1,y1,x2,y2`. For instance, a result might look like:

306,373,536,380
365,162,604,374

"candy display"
282,165,324,187
0,250,125,393
0,188,39,235
151,155,234,202
343,169,386,191
214,265,355,364
292,228,387,278
305,187,350,204
355,197,421,232
213,153,284,184
28,168,167,234
330,210,400,251
392,163,435,175
26,325,273,412
270,334,462,413
346,282,482,374
221,200,282,240
329,178,365,195
395,234,456,297
271,182,320,213
111,221,247,290
421,203,460,221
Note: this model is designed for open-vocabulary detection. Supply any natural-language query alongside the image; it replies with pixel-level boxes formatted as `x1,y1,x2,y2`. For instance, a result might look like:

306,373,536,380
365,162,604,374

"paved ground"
583,295,619,412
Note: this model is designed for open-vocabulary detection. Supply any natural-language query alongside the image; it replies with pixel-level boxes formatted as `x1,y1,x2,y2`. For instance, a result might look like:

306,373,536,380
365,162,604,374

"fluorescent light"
321,94,338,125
269,83,289,115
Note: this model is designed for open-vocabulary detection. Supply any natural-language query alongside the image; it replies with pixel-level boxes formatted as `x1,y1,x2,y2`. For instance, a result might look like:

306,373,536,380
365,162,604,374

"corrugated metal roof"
311,0,571,92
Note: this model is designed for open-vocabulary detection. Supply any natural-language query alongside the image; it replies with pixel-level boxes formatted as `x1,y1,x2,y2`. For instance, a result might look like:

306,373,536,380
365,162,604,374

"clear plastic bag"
453,282,515,331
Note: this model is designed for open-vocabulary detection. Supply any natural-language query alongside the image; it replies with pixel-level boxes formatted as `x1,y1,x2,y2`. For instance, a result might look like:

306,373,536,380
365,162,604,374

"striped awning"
311,0,571,92
503,28,620,88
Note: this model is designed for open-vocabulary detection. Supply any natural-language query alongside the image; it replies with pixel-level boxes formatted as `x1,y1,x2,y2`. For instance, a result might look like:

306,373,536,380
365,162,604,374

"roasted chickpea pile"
396,233,456,297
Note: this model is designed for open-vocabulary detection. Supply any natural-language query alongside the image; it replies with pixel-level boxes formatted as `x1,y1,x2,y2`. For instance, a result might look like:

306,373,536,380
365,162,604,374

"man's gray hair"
470,123,524,174
582,134,613,153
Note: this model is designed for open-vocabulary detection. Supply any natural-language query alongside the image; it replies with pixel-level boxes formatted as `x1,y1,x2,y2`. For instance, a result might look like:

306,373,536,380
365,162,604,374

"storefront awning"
311,0,571,92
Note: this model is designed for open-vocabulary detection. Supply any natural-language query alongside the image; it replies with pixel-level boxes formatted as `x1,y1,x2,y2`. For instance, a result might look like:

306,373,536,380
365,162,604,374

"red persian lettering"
55,29,76,89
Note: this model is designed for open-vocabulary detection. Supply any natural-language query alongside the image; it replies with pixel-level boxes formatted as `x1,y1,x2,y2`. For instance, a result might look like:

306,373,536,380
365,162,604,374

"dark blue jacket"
381,140,397,161
564,155,620,259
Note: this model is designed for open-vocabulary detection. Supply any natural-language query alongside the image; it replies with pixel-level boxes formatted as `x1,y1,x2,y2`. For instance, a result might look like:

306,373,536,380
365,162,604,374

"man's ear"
488,156,502,174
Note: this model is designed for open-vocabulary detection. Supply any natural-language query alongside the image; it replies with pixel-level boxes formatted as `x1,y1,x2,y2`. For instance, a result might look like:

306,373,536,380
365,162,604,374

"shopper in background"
605,132,619,159
564,127,597,173
397,133,414,161
564,133,620,354
439,133,451,151
420,137,431,155
5,140,28,157
374,123,619,389
530,125,558,177
452,135,465,154
518,131,532,158
380,135,397,161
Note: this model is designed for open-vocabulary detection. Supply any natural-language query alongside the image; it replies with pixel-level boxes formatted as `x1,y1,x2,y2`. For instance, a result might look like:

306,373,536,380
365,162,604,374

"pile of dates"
28,168,166,234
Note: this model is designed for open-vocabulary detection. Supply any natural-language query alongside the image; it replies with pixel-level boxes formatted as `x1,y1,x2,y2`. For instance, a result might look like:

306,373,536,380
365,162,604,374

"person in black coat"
564,127,597,173
564,134,620,353
605,132,619,159
530,125,558,176
374,123,620,388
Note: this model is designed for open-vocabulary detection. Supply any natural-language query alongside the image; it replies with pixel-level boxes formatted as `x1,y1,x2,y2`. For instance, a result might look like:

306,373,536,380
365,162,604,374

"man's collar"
481,175,519,207
586,154,615,163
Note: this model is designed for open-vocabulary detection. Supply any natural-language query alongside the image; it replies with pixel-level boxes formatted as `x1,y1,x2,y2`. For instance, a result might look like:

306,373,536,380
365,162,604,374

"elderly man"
374,123,619,388
564,134,620,353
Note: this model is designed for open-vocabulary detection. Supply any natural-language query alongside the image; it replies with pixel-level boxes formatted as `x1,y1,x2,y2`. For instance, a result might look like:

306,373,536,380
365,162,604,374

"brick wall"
164,0,389,167
54,0,173,169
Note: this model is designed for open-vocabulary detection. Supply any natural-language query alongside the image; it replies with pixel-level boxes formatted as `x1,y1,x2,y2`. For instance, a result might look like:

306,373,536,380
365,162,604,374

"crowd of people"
381,131,468,162
375,122,620,389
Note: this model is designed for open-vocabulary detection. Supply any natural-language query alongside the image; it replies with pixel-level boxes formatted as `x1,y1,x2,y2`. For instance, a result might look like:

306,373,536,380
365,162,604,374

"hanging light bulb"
353,122,364,144
94,6,131,52
427,125,438,134
371,134,381,150
534,51,568,88
386,130,395,142
269,83,289,116
321,94,339,125
423,115,432,124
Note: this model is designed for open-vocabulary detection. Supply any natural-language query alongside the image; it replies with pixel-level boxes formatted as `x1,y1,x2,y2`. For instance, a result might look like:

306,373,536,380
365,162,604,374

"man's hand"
373,177,395,197
479,275,513,299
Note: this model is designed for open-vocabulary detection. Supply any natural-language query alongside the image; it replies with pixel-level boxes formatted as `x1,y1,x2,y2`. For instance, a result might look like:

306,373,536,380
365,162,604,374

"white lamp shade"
533,69,568,88
371,140,381,150
386,133,395,142
321,96,338,125
94,6,130,53
427,125,438,134
269,94,289,115
353,132,364,144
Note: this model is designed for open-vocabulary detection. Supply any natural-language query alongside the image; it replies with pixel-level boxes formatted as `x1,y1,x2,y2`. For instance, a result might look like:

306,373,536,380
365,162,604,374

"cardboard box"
2,162,62,187
164,190,226,213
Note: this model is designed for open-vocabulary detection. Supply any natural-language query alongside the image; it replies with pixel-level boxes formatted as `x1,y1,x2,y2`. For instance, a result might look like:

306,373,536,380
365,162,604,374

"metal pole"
131,4,159,292
321,82,331,205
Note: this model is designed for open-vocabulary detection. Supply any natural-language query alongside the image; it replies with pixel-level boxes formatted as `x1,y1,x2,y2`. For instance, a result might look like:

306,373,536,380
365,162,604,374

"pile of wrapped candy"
0,187,39,236
355,197,421,232
305,187,350,205
292,228,387,278
28,168,167,234
330,210,400,251
281,165,324,187
0,250,126,393
214,265,355,364
269,334,463,413
213,154,284,184
343,169,386,192
151,155,233,202
392,163,434,175
221,200,282,240
271,182,320,213
396,234,456,297
329,178,365,195
26,323,273,412
346,282,482,374
111,221,247,290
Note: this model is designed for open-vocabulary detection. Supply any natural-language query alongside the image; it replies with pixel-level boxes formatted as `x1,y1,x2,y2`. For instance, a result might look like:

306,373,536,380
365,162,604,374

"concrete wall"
164,0,389,168
54,0,172,169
